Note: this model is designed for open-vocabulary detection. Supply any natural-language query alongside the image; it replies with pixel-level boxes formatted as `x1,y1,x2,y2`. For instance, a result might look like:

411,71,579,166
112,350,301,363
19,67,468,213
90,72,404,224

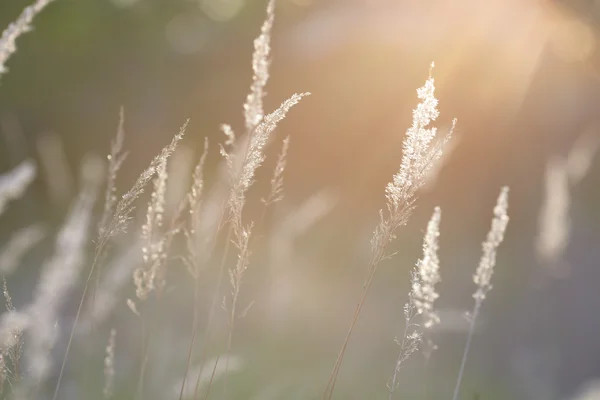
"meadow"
1,1,599,400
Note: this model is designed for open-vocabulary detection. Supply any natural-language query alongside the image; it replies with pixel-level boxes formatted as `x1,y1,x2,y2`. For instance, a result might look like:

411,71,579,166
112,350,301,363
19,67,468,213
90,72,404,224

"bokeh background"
1,0,600,399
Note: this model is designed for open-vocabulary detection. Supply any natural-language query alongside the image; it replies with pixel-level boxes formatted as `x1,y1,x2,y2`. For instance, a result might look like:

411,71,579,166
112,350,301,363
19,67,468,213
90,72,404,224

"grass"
0,1,522,400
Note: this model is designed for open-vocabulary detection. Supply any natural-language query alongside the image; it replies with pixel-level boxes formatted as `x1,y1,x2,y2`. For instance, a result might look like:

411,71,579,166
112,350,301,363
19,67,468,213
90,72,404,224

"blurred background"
1,0,600,399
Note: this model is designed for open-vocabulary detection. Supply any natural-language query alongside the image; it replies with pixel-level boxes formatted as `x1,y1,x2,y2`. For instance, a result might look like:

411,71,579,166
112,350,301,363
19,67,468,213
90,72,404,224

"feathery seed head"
473,187,509,302
130,123,187,300
262,135,290,206
244,0,275,131
413,207,442,328
189,137,209,217
228,92,309,226
0,160,36,216
106,121,186,241
0,0,55,79
385,64,448,215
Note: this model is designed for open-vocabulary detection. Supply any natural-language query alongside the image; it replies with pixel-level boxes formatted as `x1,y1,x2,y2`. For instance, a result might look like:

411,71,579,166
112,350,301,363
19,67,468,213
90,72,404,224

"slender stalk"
178,203,227,400
82,249,107,395
203,355,220,400
191,226,232,400
202,185,279,400
14,347,20,384
322,100,449,399
453,187,509,400
136,205,186,399
185,134,253,400
323,270,375,400
189,111,266,400
322,224,391,400
134,308,149,400
135,302,160,400
451,302,480,400
52,240,107,400
221,284,238,400
388,320,413,400
0,0,56,81
178,258,202,400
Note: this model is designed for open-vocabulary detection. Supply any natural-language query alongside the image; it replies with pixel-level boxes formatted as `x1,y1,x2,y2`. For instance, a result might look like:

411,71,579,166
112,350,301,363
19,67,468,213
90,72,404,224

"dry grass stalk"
262,135,290,208
413,207,442,329
184,3,307,397
134,143,196,400
0,352,6,395
177,139,210,400
219,92,308,398
388,295,421,400
100,120,187,246
0,160,36,217
131,126,192,400
323,64,454,400
472,187,510,303
224,92,309,234
99,107,127,239
53,117,188,400
243,0,275,133
23,155,103,394
451,187,510,400
388,207,442,398
0,279,24,390
0,1,528,399
185,137,210,273
0,310,28,359
135,157,169,301
0,0,55,79
78,240,142,334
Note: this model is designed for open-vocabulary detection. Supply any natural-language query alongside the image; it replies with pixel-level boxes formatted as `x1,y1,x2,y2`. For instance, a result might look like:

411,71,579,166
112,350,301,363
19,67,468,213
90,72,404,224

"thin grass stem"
451,302,480,400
